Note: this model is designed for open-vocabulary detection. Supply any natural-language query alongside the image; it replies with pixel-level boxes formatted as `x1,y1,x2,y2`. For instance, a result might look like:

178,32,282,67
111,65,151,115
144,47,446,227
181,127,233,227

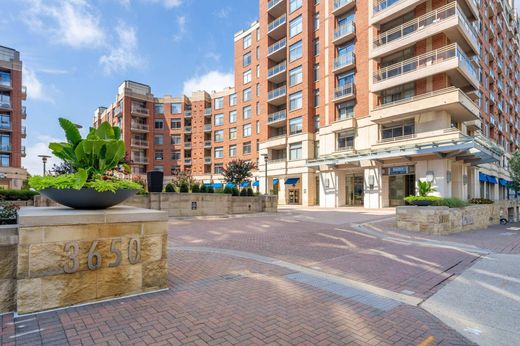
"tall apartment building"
0,46,27,189
95,0,520,208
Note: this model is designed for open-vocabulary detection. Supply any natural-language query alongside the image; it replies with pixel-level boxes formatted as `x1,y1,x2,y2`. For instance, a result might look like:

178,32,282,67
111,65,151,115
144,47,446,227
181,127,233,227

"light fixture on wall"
447,171,452,184
426,171,434,182
368,175,375,189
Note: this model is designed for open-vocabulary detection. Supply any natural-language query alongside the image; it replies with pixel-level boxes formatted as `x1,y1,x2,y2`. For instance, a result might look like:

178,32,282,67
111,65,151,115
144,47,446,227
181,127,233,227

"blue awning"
240,181,250,187
487,176,498,184
273,178,279,185
499,178,508,187
212,183,223,189
479,172,487,182
285,178,300,185
252,181,260,187
226,183,235,188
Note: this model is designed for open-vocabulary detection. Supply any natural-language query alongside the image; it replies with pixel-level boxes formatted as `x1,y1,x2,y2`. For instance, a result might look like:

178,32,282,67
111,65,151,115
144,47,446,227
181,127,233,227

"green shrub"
246,187,254,196
207,186,215,193
191,183,200,193
403,195,442,204
28,175,143,193
417,180,436,197
200,184,208,193
0,189,39,201
164,183,175,192
433,197,469,208
223,186,233,194
469,198,494,204
240,188,248,196
179,182,189,193
0,204,19,224
232,187,239,196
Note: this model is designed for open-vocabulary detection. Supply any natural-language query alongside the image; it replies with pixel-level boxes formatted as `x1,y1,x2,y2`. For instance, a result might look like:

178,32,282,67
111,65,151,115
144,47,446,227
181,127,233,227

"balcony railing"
184,158,192,165
268,0,283,11
204,140,212,148
130,122,149,131
204,157,212,164
204,108,212,116
21,126,26,137
268,14,286,33
268,110,287,124
184,110,192,118
131,139,149,147
131,156,148,165
334,53,355,71
131,106,149,116
374,3,477,50
334,21,355,42
268,38,287,56
373,0,403,14
21,106,26,119
204,124,212,132
373,43,477,84
268,85,286,101
0,144,11,152
268,61,286,79
0,97,11,109
185,126,192,133
334,0,355,12
21,146,26,157
21,86,27,98
334,83,355,100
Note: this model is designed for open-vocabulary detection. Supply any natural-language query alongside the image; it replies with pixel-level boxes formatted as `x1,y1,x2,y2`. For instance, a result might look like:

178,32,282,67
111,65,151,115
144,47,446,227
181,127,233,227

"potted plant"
28,118,143,209
404,180,438,206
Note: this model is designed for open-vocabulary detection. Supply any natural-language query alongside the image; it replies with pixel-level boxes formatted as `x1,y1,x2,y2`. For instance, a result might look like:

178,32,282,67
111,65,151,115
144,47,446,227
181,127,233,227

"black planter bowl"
40,188,138,209
409,199,435,206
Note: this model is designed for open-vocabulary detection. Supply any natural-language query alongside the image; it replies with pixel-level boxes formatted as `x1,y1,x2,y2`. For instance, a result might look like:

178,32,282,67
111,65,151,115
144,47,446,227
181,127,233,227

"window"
289,91,303,111
171,118,181,129
154,103,164,114
214,164,224,174
154,135,164,145
155,150,163,160
256,120,260,134
289,0,302,13
214,113,224,126
256,83,260,96
243,123,252,137
171,103,182,114
289,41,303,62
230,93,237,106
0,154,9,167
214,129,224,142
381,121,415,141
171,135,181,144
243,141,252,154
215,146,224,159
314,13,320,30
243,52,252,67
256,27,260,40
256,65,260,78
229,110,237,123
256,46,260,59
289,117,303,135
314,64,320,81
214,97,224,110
314,89,320,107
154,119,164,129
289,142,303,160
337,101,355,120
289,15,303,38
256,102,260,115
0,114,10,129
243,69,252,84
243,33,252,49
314,38,320,56
243,88,252,101
171,151,181,160
229,145,237,157
0,71,11,87
229,127,237,140
337,131,354,150
314,115,320,131
0,92,10,107
154,165,164,172
289,66,303,86
243,105,252,119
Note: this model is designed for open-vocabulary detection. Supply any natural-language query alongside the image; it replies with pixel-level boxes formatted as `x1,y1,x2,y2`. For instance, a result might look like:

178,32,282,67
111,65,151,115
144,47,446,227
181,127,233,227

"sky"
2,0,258,175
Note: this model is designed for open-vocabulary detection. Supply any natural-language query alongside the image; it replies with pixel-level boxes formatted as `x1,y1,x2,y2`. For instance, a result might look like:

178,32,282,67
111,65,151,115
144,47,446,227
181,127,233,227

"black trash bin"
147,171,164,192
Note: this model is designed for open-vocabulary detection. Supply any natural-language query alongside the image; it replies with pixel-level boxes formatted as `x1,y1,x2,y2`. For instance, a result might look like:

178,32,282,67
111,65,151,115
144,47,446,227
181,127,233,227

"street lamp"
38,155,51,176
262,154,268,195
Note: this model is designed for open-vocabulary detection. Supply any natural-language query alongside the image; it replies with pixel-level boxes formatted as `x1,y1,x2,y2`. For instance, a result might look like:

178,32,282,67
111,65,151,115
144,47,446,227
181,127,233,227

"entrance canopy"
285,178,300,185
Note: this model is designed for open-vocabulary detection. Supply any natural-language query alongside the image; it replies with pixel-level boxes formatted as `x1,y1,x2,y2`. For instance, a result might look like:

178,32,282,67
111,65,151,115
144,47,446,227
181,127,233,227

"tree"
171,170,194,189
222,159,255,187
509,151,520,187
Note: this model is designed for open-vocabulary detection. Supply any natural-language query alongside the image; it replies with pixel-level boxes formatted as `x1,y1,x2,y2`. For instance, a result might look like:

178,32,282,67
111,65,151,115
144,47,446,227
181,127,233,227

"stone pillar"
15,206,169,314
319,170,338,208
0,225,17,313
364,167,382,209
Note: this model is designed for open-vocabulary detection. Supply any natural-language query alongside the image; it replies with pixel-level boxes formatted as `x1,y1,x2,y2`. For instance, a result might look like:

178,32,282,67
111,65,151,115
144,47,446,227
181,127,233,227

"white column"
364,167,382,208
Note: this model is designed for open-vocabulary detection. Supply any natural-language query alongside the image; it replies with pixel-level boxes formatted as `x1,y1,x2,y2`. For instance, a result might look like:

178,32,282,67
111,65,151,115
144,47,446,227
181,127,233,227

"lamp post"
262,154,268,195
38,155,51,176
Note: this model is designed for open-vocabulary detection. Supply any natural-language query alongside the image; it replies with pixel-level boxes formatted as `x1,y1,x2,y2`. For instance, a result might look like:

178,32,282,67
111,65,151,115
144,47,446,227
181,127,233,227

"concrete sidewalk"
422,254,520,346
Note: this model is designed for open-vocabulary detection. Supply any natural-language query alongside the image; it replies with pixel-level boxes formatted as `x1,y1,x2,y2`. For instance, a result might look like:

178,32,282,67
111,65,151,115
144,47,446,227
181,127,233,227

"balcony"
21,146,26,157
267,0,285,17
333,21,356,46
268,14,287,40
333,0,356,16
131,155,148,165
268,109,287,127
21,126,26,138
204,108,212,116
131,106,149,117
204,124,212,132
372,0,425,25
184,110,192,118
333,53,356,73
372,44,479,93
130,122,149,132
370,87,479,123
373,128,464,148
333,83,355,102
184,126,192,133
372,2,479,59
131,138,149,148
184,142,192,150
267,85,286,106
21,106,26,119
21,86,27,100
204,140,212,148
267,61,286,84
0,98,10,110
0,144,11,152
268,38,287,62
184,158,192,166
261,135,287,150
204,157,212,164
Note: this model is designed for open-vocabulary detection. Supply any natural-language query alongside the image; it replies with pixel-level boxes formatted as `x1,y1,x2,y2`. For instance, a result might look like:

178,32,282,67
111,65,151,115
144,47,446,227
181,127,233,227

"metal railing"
131,156,148,164
373,0,403,14
131,106,149,116
204,157,212,164
334,0,355,11
204,140,212,147
374,86,472,109
130,122,149,131
184,158,192,165
373,43,477,83
184,142,192,149
268,14,286,33
268,110,287,124
204,124,212,131
334,21,355,41
334,53,355,70
21,146,26,157
268,0,283,11
0,144,11,152
131,139,148,147
334,83,355,100
184,126,192,133
268,38,287,56
268,61,286,78
184,110,192,117
21,126,26,136
268,85,286,101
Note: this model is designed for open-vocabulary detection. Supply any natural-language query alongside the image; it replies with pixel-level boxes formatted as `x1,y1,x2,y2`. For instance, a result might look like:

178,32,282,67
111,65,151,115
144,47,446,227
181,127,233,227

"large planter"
40,188,138,209
409,199,435,206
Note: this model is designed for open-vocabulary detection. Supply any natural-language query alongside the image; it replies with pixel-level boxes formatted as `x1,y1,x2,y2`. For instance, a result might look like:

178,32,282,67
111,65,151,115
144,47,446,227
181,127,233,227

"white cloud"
22,67,54,103
146,0,182,8
99,22,144,74
23,135,62,176
182,70,234,95
24,0,106,48
214,7,231,19
173,16,186,42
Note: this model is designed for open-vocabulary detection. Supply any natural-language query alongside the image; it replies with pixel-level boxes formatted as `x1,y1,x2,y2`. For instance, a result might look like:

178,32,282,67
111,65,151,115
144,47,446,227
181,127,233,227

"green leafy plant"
0,189,39,201
207,185,215,193
469,198,494,204
247,187,254,196
433,197,468,208
191,183,200,193
164,183,176,192
404,195,442,204
222,159,256,187
231,187,239,196
200,184,208,193
417,180,436,197
223,186,233,194
29,175,142,193
0,204,19,224
179,182,189,193
240,188,248,196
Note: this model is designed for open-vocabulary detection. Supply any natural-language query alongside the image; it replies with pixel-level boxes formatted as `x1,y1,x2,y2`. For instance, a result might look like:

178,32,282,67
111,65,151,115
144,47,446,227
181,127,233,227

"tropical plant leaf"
113,126,121,140
96,122,115,140
72,169,88,190
58,118,82,147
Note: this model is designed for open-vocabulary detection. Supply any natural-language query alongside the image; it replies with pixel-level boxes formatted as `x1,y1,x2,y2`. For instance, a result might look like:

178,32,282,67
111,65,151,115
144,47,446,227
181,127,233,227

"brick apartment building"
95,0,520,208
0,46,27,189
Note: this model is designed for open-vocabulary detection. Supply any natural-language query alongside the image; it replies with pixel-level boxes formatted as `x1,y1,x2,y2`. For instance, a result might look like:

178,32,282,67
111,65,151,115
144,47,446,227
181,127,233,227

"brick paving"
2,251,475,345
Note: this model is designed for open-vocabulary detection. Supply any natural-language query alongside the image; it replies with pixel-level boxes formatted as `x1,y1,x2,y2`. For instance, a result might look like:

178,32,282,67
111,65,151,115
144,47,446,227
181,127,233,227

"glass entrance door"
389,175,415,206
346,174,364,206
288,189,300,205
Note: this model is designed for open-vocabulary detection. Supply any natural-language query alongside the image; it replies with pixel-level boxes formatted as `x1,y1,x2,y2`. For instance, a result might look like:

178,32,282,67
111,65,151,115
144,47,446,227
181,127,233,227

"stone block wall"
0,225,18,312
